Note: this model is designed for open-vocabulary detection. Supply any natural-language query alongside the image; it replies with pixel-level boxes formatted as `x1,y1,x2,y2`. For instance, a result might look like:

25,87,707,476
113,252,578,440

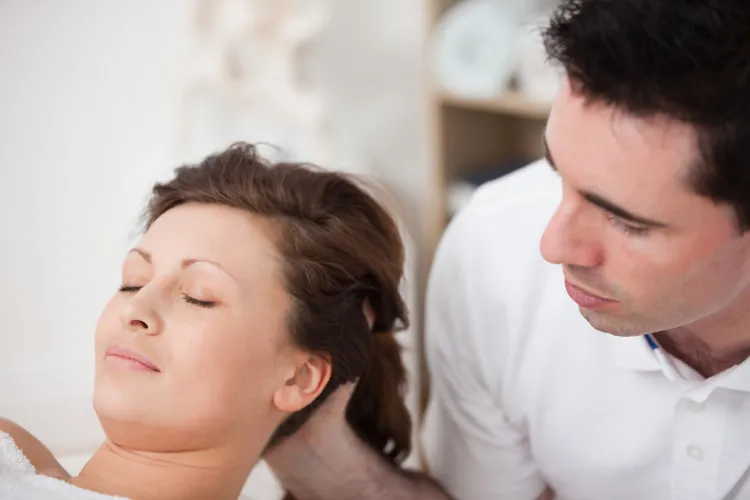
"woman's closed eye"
181,294,216,308
118,285,217,308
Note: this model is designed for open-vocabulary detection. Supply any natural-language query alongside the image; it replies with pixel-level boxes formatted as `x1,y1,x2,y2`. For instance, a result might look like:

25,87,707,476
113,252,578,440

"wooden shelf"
439,89,552,120
418,0,555,415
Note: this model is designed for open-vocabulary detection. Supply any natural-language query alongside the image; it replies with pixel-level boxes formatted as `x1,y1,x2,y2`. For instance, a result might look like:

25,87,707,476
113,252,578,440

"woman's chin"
97,418,192,453
93,366,166,417
92,381,161,431
93,391,234,453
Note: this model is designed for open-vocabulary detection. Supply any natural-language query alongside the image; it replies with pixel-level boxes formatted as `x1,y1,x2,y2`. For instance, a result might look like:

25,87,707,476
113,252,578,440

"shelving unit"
418,0,554,414
440,88,552,119
423,0,553,260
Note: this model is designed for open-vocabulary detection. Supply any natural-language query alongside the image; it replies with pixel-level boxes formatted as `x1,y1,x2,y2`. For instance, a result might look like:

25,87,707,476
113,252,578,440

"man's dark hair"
542,0,750,229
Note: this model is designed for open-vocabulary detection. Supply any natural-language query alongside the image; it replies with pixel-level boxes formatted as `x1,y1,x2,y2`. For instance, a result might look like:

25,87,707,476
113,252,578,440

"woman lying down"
0,143,413,499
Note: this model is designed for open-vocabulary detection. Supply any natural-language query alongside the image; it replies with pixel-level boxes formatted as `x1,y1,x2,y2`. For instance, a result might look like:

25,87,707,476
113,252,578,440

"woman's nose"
119,288,163,336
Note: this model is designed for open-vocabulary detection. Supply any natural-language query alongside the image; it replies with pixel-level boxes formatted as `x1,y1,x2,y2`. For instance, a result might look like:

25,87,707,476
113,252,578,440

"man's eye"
607,214,649,236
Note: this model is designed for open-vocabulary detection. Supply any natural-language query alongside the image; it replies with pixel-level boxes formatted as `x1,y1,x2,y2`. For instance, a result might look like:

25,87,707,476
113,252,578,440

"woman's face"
93,203,324,452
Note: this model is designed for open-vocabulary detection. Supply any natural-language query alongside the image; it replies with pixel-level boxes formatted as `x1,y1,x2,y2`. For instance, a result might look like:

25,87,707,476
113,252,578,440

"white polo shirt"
420,160,750,500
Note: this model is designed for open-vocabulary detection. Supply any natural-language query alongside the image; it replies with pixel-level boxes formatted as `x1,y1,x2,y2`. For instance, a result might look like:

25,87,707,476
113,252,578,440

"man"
265,0,750,498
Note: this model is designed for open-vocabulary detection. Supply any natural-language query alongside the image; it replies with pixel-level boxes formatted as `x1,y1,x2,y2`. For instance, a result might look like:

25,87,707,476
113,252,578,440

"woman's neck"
70,440,258,500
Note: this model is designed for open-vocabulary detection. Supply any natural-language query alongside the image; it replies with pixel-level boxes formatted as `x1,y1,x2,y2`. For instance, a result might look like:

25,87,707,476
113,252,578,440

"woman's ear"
273,355,331,413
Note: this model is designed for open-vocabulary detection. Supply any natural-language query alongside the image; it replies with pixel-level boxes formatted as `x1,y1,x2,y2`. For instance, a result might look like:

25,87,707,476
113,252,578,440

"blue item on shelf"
462,158,530,186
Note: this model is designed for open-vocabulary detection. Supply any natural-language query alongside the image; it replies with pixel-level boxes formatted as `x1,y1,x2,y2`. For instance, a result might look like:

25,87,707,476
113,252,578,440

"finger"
320,381,357,416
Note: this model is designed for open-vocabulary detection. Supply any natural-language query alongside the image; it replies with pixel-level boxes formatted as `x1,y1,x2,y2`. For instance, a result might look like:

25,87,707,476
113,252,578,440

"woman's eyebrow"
128,248,240,283
182,258,239,283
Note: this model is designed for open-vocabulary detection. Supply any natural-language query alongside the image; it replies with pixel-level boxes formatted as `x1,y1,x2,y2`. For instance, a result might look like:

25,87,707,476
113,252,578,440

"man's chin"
579,309,648,337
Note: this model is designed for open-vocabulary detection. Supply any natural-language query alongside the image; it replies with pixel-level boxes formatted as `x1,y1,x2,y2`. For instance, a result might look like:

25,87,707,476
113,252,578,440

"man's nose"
540,200,603,269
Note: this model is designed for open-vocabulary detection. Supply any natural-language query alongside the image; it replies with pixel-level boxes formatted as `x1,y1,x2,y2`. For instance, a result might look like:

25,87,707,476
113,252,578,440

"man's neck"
655,287,750,378
656,328,750,378
69,440,255,500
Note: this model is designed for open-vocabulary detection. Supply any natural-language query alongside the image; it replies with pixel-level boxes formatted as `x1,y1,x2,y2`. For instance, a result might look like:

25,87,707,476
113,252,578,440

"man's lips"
564,280,617,309
105,345,160,372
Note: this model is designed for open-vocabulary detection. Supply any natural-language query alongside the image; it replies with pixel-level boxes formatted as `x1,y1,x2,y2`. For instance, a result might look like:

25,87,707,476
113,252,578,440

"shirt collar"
712,357,750,393
612,335,662,372
613,333,750,393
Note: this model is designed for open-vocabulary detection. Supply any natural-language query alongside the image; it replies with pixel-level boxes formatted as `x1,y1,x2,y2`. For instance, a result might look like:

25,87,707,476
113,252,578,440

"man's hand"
263,301,452,499
264,301,368,483
265,381,357,470
264,382,365,500
264,383,452,500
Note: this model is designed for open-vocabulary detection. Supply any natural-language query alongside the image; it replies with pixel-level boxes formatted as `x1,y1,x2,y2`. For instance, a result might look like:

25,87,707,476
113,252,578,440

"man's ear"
273,355,332,413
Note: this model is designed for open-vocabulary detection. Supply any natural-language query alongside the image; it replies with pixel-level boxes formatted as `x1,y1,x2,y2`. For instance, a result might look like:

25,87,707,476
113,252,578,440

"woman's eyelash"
182,294,216,308
119,286,216,308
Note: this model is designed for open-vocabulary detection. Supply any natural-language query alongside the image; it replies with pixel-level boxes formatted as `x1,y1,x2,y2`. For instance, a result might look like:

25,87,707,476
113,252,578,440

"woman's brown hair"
144,143,412,476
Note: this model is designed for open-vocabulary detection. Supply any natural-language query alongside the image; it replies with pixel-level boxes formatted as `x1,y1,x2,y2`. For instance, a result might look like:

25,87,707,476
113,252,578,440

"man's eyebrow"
580,191,667,228
542,135,668,228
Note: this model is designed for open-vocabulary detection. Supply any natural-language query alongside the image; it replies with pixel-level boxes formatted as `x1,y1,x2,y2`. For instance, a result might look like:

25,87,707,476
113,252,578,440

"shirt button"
687,444,704,461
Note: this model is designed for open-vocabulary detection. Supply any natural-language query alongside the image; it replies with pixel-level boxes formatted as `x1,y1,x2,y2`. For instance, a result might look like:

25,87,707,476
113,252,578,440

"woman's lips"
105,345,160,372
564,280,617,310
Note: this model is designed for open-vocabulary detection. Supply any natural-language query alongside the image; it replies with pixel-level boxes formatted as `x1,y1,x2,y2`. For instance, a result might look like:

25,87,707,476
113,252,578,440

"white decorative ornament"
515,14,562,104
176,0,331,166
432,0,520,98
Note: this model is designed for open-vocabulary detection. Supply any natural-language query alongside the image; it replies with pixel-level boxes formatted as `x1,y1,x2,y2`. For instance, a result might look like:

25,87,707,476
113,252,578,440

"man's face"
541,79,750,337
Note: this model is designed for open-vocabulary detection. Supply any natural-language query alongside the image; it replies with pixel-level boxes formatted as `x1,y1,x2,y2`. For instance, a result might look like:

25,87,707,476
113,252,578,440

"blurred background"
0,0,560,497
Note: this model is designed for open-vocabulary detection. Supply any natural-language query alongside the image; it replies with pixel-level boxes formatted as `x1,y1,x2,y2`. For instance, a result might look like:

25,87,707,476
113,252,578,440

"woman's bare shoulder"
0,418,70,480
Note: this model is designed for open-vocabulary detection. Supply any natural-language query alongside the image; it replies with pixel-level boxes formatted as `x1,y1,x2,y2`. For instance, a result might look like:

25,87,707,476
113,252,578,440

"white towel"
0,432,126,500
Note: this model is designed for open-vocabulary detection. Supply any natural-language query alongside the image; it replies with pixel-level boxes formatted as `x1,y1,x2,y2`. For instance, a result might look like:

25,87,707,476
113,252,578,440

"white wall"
0,0,428,490
312,0,430,239
0,0,191,454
